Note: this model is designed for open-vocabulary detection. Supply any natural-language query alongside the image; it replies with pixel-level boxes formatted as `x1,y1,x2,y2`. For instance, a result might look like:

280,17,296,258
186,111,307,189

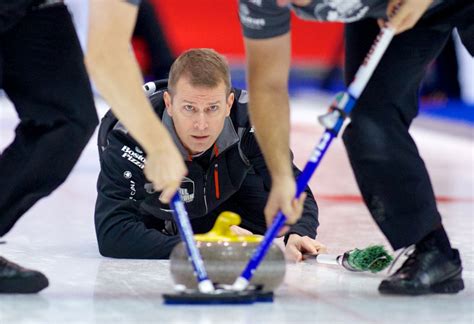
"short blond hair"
168,48,231,96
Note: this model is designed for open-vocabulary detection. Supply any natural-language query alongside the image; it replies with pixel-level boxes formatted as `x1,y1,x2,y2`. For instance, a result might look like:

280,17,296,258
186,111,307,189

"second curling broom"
232,25,396,291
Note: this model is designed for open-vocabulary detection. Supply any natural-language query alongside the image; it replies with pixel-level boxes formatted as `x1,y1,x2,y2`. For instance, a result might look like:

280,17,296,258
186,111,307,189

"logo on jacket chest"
179,177,195,203
121,145,145,169
144,177,195,203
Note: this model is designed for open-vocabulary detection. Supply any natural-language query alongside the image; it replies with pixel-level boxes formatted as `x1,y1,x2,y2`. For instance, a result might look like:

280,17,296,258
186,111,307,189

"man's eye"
209,105,219,112
184,105,194,111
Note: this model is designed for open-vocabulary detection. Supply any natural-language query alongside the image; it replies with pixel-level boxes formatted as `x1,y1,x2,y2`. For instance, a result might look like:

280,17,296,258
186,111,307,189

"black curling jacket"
94,80,319,259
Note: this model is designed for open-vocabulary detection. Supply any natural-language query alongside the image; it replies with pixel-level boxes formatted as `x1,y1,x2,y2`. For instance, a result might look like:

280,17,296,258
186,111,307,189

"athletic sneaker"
0,256,49,293
379,247,464,295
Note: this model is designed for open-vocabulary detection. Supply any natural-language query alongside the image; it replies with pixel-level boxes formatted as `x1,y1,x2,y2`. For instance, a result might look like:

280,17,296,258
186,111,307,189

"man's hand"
378,0,433,34
230,225,254,236
264,176,306,236
285,234,327,262
229,226,327,263
146,143,187,204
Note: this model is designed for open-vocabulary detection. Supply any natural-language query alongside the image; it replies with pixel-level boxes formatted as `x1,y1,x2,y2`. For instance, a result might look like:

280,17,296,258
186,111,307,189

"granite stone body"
170,241,286,291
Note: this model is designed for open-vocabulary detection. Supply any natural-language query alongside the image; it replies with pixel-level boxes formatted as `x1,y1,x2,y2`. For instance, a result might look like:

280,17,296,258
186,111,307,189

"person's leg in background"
420,35,460,102
133,0,175,80
342,8,464,294
454,8,474,104
0,4,97,293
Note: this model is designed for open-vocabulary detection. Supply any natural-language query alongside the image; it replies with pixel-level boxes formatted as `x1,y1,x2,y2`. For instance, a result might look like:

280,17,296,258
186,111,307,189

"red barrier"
150,0,343,66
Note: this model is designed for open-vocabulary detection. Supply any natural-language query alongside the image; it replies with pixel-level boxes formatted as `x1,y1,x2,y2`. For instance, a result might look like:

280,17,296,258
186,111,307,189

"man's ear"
226,92,234,117
163,91,173,117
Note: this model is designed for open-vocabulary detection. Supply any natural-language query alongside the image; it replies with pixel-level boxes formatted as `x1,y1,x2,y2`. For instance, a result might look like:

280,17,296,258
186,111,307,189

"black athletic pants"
342,0,473,249
133,0,175,80
0,4,98,236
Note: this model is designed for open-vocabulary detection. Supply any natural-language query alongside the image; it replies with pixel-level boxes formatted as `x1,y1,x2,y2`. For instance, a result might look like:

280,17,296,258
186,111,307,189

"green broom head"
347,245,393,273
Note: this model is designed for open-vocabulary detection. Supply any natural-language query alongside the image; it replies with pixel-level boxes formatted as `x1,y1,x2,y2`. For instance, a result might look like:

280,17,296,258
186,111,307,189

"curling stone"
169,212,285,292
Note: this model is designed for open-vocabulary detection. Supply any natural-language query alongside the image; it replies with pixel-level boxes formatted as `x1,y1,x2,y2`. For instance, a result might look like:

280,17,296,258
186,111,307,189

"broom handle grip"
312,254,342,266
348,27,395,98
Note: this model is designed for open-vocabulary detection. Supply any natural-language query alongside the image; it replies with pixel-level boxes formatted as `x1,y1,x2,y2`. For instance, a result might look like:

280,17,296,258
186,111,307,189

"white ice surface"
1,93,473,323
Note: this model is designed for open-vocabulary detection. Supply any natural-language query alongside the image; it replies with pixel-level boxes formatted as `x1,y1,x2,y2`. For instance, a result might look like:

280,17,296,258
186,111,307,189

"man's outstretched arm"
86,0,186,203
244,33,304,229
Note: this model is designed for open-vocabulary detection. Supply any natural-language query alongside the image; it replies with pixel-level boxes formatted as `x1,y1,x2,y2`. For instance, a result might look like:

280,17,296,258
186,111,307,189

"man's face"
164,77,234,155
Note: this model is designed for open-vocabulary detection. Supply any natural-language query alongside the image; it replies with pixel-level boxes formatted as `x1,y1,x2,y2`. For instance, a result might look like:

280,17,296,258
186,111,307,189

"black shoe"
0,256,49,293
378,247,464,295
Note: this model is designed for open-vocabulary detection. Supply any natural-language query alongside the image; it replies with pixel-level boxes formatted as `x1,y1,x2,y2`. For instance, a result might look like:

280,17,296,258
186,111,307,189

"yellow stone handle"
194,211,263,243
